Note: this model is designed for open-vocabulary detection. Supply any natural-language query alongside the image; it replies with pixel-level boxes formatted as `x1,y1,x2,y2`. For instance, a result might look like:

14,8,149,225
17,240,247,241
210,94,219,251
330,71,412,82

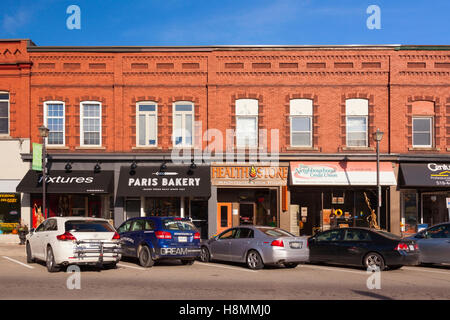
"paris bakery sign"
211,166,288,186
117,166,211,197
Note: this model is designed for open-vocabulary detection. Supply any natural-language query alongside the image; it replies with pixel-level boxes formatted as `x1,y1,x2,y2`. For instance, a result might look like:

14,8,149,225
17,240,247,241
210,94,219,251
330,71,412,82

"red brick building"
1,39,449,237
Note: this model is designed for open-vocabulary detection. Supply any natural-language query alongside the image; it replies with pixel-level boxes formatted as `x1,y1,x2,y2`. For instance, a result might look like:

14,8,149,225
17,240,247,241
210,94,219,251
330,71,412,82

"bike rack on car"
73,240,121,266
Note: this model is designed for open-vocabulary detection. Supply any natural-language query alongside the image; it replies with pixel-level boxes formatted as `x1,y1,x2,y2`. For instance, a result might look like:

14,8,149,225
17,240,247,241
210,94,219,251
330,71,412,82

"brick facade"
0,40,449,157
2,40,450,235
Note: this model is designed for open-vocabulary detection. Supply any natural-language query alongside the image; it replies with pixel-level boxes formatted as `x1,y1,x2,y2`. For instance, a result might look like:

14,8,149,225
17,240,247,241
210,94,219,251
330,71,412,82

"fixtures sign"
38,176,94,184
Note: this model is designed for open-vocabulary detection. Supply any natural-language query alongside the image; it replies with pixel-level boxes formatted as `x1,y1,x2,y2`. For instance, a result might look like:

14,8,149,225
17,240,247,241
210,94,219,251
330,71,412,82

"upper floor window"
290,99,313,147
44,101,65,146
346,99,368,147
412,117,432,147
136,102,158,147
235,99,258,148
411,101,434,148
0,92,9,135
172,101,194,147
80,101,101,146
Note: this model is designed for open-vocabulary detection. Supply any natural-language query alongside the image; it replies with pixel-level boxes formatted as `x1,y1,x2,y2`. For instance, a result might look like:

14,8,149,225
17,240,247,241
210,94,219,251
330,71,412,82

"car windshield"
256,227,294,237
162,219,196,231
374,230,402,240
65,220,115,233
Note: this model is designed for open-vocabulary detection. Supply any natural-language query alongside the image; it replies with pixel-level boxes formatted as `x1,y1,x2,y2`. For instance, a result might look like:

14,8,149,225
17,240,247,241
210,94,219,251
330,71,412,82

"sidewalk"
0,235,20,244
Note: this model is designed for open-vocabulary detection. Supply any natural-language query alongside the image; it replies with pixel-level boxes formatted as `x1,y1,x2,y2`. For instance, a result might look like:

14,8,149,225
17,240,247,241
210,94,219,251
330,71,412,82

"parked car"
26,217,121,272
200,226,309,270
407,222,450,265
118,216,201,267
308,227,419,271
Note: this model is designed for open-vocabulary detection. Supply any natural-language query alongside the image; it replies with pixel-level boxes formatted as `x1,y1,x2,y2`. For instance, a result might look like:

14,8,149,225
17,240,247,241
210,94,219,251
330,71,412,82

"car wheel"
26,242,35,264
363,252,385,271
181,259,195,265
283,262,298,269
388,265,403,270
46,246,59,273
246,250,264,270
138,246,155,268
200,246,211,262
103,262,118,270
420,262,434,267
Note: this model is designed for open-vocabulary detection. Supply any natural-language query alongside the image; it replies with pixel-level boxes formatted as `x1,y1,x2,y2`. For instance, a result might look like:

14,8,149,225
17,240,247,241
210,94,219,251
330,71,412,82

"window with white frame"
136,102,158,146
80,101,101,146
346,99,368,147
412,117,433,147
172,101,194,147
44,101,65,145
290,99,313,147
0,92,9,135
235,99,258,148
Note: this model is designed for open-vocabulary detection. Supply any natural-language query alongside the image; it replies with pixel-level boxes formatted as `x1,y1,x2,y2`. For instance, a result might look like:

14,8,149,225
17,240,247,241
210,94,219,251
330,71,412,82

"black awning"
400,163,450,187
16,170,114,194
117,165,211,197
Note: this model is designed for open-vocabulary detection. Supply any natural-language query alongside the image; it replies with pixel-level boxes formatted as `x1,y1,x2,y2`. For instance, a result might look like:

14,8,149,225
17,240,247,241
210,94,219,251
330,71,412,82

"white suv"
26,217,121,272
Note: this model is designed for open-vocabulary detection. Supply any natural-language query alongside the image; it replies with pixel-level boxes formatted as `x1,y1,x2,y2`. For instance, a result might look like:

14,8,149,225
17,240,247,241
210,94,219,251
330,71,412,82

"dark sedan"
308,227,419,270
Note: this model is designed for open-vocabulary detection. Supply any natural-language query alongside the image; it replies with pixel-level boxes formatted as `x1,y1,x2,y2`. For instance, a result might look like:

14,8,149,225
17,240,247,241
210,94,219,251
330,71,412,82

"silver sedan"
199,226,309,270
407,222,450,265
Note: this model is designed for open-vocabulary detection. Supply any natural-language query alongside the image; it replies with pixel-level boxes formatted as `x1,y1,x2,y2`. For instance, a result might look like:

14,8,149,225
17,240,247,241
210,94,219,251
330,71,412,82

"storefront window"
422,193,450,227
0,193,20,234
144,197,180,216
291,188,386,235
401,192,418,234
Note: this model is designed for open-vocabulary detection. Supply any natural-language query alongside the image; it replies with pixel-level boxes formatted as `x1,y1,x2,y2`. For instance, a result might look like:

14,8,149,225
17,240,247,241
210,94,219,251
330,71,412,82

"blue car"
117,216,201,267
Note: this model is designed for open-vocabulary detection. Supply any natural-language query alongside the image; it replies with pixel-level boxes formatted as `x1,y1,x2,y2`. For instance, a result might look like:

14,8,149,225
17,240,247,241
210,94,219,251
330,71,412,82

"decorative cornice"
123,55,207,60
398,71,450,76
30,55,114,60
123,72,207,76
216,55,390,60
30,72,114,76
398,55,450,60
216,71,388,76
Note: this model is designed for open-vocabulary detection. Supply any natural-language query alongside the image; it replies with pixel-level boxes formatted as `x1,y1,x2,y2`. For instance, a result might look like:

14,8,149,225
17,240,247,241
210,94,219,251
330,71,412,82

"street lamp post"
38,125,50,219
373,128,384,228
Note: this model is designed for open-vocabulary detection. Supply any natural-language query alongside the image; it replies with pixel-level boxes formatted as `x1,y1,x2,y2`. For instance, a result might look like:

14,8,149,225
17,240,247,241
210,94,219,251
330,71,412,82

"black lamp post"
38,125,50,219
373,128,384,227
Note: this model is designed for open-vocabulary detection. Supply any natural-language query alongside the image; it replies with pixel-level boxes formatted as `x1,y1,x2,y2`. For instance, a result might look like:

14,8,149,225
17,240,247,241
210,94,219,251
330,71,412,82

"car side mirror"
416,232,426,239
29,228,35,234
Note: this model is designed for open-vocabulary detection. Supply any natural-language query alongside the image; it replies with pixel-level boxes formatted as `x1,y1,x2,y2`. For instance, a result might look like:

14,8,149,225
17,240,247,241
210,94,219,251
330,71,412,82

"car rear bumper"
386,252,420,266
263,248,310,265
54,241,121,265
153,246,201,260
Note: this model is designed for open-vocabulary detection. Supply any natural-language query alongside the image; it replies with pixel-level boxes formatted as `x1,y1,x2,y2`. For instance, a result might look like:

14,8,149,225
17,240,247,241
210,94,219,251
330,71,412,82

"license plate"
409,245,414,251
290,241,302,249
178,236,187,243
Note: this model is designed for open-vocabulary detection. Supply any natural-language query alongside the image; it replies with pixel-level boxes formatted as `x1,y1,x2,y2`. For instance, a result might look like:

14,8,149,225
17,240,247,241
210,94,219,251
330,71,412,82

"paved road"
0,244,449,300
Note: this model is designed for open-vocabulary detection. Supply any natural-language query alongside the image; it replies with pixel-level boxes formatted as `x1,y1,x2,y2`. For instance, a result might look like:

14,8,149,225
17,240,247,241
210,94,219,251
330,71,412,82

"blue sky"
0,0,449,46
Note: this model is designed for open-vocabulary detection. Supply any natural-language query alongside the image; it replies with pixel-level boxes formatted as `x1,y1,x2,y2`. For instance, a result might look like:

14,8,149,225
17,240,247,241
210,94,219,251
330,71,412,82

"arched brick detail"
168,96,201,148
230,93,264,149
283,93,319,152
406,96,442,150
340,93,374,149
130,96,163,148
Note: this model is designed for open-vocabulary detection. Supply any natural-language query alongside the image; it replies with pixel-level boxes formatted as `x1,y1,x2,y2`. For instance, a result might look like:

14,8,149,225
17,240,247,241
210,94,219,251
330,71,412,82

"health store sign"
211,166,288,186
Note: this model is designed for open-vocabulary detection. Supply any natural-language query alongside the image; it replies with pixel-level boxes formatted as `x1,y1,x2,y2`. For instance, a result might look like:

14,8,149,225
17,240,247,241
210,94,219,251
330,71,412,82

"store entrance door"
239,203,255,225
422,193,450,227
125,199,141,220
88,201,102,218
217,203,232,234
